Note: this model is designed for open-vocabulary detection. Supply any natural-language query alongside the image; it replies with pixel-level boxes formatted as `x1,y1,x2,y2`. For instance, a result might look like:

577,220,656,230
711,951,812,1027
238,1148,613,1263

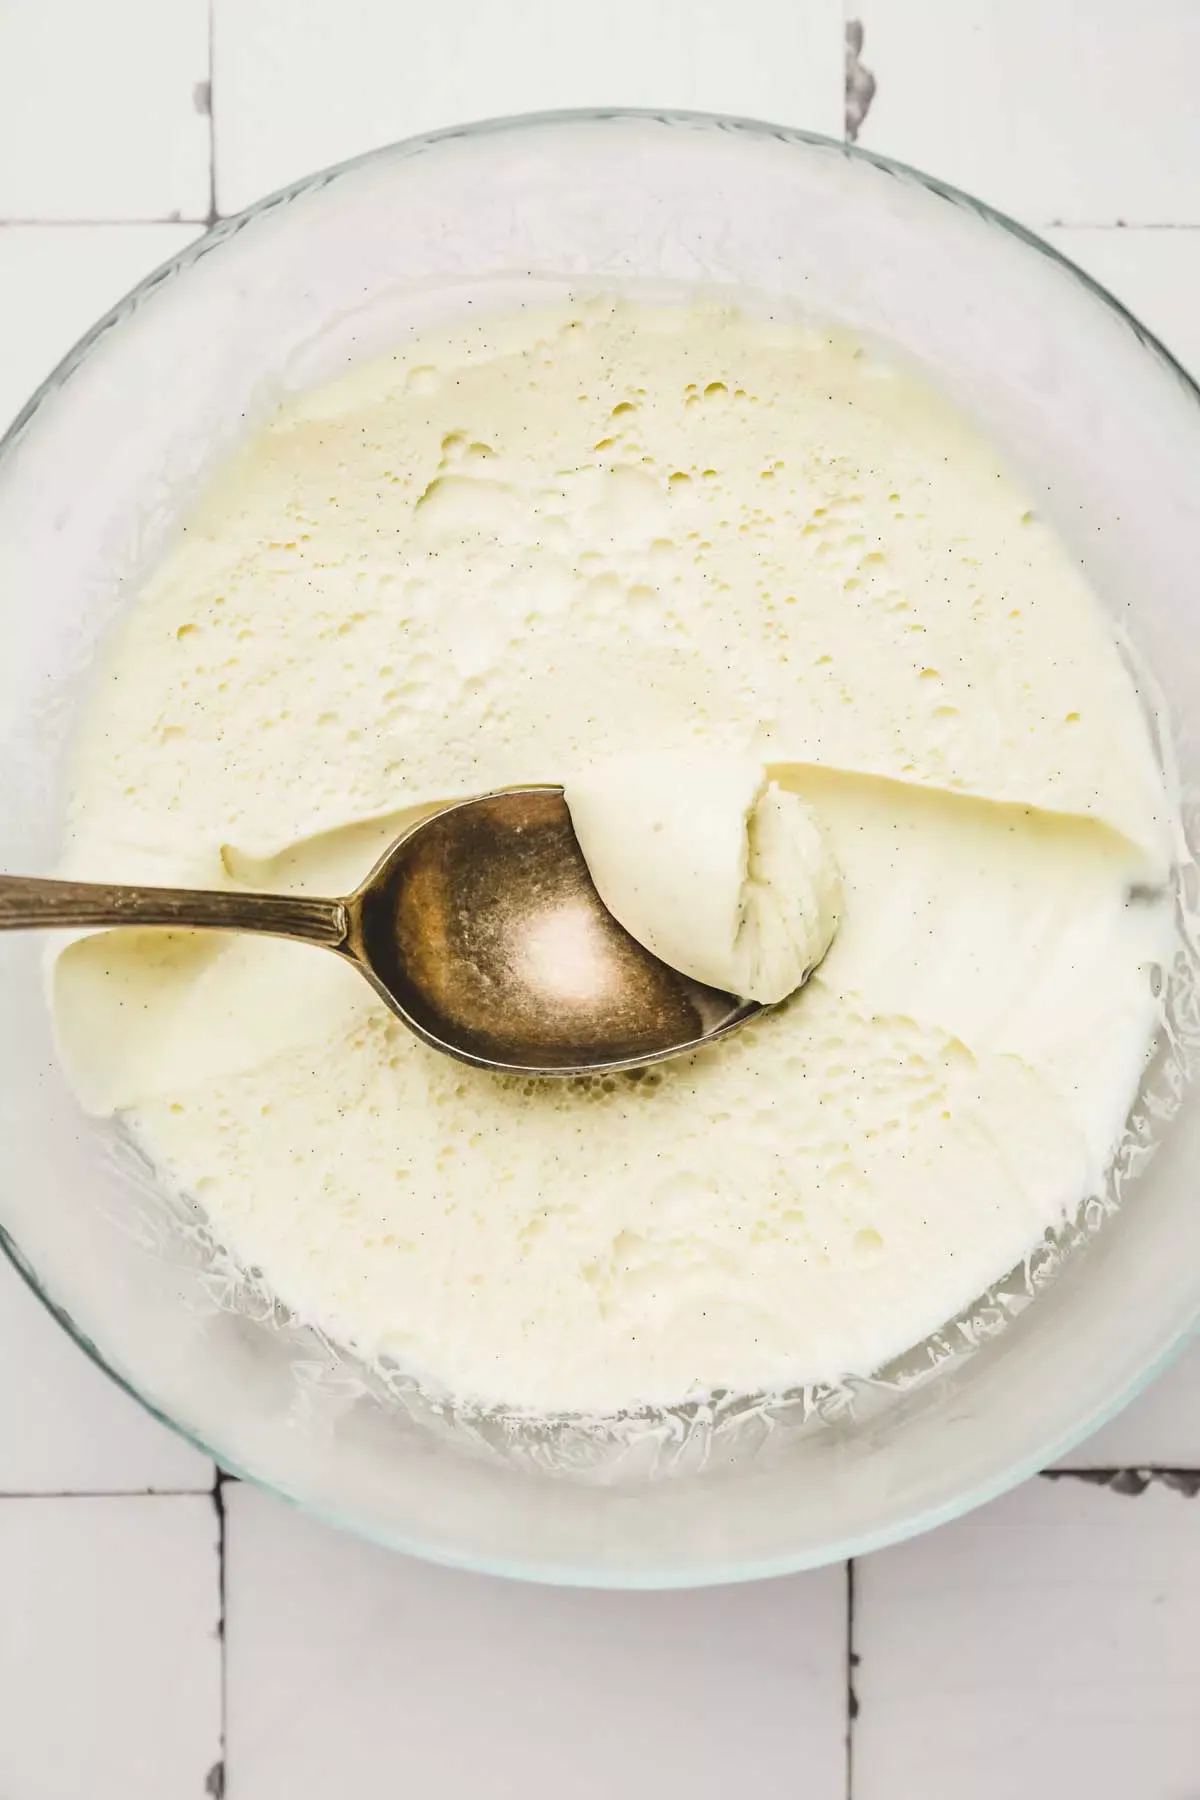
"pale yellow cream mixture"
51,301,1175,1414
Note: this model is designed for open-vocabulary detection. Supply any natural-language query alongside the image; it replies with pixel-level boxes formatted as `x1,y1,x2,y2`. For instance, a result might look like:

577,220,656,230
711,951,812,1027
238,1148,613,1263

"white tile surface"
212,0,844,213
0,1255,211,1495
854,1476,1200,1800
1045,225,1200,375
225,1483,848,1800
0,1495,221,1800
0,0,210,221
0,224,203,433
853,0,1200,225
1059,1338,1200,1471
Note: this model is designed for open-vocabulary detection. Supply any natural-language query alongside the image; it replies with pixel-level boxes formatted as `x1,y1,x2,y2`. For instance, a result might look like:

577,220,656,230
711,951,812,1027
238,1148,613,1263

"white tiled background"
1,2,1199,1794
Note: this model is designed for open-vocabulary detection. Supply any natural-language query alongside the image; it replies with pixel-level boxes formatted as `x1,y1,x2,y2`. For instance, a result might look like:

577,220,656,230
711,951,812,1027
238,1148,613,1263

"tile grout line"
845,1558,857,1800
1041,1467,1200,1497
0,1467,1195,1504
0,217,211,228
1,218,1198,232
209,1468,228,1799
1045,220,1200,231
0,1488,217,1500
206,0,218,225
844,12,877,145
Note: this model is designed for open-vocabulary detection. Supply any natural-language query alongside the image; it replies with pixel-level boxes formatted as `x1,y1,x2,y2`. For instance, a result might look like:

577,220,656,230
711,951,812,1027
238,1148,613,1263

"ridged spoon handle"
0,874,348,948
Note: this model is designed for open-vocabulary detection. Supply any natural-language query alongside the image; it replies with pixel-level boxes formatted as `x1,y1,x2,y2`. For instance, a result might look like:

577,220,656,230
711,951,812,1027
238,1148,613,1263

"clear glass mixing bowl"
2,111,1199,1587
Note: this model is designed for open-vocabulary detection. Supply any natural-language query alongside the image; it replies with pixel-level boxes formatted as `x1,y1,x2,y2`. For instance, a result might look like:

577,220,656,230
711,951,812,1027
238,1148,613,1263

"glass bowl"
2,110,1198,1587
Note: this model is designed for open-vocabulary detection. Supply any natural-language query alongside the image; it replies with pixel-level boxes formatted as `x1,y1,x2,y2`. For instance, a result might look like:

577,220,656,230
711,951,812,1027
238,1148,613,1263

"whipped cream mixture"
52,300,1176,1415
566,753,842,1003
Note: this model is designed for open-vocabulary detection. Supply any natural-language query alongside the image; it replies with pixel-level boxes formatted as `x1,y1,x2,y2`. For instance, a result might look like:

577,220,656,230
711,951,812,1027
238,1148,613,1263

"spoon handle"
0,874,348,949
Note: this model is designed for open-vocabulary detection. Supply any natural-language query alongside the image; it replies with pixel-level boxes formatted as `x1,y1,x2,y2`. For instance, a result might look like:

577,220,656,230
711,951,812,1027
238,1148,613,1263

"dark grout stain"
845,1560,858,1797
212,1470,228,1630
192,80,212,118
845,21,878,143
211,1470,228,1779
1042,1467,1200,1498
1157,1470,1200,1498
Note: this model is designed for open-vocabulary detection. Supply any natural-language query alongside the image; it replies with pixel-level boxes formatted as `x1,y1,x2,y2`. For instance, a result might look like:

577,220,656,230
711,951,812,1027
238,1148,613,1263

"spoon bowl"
0,786,760,1075
354,786,760,1072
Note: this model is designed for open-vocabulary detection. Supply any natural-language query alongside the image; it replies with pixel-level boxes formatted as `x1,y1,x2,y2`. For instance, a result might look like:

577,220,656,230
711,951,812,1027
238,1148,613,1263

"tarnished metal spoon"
0,786,760,1075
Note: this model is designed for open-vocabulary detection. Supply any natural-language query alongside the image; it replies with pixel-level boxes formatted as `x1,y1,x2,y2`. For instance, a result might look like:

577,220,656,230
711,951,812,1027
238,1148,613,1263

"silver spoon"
0,786,760,1075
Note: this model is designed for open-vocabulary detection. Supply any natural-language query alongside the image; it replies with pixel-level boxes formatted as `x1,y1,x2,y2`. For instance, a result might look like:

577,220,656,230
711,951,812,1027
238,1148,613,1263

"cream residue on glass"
49,299,1177,1415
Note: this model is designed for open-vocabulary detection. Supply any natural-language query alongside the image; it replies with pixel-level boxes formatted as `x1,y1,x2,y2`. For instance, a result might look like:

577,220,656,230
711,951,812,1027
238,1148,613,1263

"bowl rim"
4,103,1199,1587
